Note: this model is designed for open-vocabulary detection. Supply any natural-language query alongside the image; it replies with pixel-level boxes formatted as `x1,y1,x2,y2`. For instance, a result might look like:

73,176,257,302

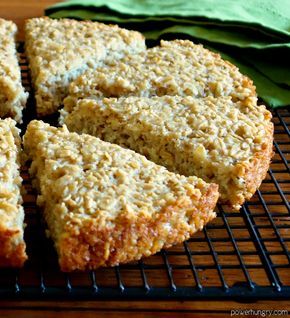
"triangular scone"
0,19,28,123
25,17,146,116
64,39,257,112
0,118,27,267
60,96,273,210
23,120,218,271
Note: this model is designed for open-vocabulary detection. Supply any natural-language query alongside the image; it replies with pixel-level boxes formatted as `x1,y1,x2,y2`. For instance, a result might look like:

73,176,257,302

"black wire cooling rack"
0,43,289,301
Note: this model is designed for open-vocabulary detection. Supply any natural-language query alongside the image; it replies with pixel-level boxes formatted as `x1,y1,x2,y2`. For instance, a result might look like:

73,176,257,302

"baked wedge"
0,118,27,267
0,19,28,123
60,96,273,209
64,39,257,112
23,120,218,271
25,17,146,116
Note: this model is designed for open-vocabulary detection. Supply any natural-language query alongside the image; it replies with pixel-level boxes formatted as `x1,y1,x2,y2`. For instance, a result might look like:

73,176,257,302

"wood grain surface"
0,1,289,317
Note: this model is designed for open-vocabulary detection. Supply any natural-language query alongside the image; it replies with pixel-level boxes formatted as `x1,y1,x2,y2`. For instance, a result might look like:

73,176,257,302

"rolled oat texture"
61,95,273,210
25,17,146,116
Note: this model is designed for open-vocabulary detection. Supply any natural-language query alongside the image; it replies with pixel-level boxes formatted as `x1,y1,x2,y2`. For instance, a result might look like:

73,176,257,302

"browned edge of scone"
59,183,218,272
221,117,274,209
0,226,27,267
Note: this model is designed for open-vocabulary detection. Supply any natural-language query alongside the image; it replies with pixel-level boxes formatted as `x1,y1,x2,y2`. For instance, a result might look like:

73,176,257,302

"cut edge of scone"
24,17,146,117
0,19,28,123
0,118,27,267
60,96,273,210
23,120,218,271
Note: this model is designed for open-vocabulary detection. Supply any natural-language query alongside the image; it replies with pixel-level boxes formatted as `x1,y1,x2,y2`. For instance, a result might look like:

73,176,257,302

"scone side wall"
58,184,218,272
0,118,27,267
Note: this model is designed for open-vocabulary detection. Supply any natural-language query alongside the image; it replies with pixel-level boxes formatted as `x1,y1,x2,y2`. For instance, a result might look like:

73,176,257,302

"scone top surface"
25,17,145,76
23,120,218,271
25,17,146,116
65,39,257,112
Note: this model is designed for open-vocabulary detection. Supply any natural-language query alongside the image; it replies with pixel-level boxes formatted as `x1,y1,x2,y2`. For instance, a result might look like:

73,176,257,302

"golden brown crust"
59,184,218,272
0,227,27,267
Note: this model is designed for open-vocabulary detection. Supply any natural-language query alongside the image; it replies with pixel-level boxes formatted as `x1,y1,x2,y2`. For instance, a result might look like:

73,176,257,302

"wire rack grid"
0,43,289,301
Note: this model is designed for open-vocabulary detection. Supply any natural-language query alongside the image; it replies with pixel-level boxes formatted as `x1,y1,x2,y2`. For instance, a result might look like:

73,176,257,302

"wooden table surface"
0,1,289,317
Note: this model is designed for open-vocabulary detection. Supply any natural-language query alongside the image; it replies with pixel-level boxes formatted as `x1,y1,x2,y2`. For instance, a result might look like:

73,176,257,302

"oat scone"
23,120,218,271
60,96,273,209
64,39,257,112
25,17,146,116
0,19,28,123
0,118,27,267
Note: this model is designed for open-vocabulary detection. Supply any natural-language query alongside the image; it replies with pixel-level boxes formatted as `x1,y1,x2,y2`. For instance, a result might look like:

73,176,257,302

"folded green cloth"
46,0,290,108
